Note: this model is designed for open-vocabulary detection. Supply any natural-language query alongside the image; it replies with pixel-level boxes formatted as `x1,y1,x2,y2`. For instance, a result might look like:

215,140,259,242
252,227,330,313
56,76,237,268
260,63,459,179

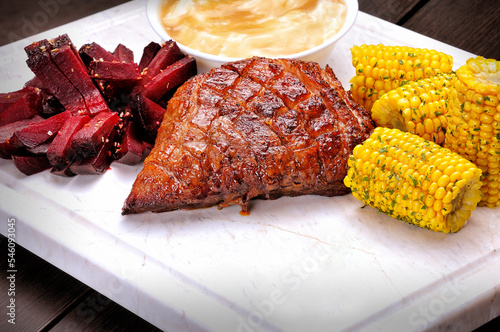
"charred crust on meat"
122,57,375,215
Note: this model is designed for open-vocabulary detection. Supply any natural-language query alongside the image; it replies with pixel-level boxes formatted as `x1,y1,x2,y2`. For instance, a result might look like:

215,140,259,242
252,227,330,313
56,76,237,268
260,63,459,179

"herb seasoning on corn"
349,44,453,111
370,73,455,145
444,56,500,208
344,127,483,233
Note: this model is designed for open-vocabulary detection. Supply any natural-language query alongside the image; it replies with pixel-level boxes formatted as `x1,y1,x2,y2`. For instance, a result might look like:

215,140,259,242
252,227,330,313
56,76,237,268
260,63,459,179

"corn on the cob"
349,44,454,111
444,56,500,208
370,73,456,145
344,127,482,233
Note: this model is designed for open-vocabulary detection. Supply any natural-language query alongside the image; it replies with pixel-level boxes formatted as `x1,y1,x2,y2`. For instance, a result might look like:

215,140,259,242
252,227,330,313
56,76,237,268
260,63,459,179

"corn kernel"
435,187,446,200
344,127,482,233
371,73,455,144
437,174,450,187
433,199,443,212
442,191,454,204
444,57,499,207
350,45,454,111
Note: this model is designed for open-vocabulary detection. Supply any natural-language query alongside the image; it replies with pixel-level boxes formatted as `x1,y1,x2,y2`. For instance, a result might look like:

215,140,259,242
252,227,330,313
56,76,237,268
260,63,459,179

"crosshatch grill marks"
123,57,375,215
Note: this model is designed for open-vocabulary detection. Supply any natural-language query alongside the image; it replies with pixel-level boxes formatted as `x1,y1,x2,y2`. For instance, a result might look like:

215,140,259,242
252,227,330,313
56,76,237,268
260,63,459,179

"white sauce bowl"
146,0,358,73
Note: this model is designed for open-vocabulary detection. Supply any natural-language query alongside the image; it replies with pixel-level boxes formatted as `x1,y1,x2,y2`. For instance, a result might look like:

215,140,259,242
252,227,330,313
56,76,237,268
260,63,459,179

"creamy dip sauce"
159,0,347,58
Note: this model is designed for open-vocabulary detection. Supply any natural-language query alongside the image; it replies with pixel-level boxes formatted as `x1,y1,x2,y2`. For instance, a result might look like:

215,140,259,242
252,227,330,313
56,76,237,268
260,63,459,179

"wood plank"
0,234,90,331
358,0,423,23
473,317,500,332
1,234,160,331
50,291,161,332
402,0,500,59
0,0,131,46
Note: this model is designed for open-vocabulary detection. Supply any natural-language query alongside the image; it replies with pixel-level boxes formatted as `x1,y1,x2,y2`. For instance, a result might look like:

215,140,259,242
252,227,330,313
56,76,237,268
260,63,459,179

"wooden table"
0,0,499,331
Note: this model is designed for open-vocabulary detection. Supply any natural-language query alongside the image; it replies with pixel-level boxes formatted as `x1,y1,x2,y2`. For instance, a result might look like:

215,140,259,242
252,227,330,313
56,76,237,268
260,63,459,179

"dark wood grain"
0,0,131,46
402,0,500,59
50,291,161,332
0,235,90,331
358,0,424,23
0,234,160,332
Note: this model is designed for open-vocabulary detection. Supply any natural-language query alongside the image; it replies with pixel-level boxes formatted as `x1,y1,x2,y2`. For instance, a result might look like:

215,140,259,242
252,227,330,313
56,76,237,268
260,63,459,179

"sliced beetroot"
12,154,51,175
141,40,184,85
69,147,111,175
40,91,65,117
4,36,195,177
114,122,151,165
47,114,91,168
0,86,38,114
50,42,110,116
155,87,178,109
138,41,161,72
0,116,44,159
78,42,119,66
25,39,87,116
0,87,43,127
23,75,44,89
141,56,197,102
89,60,141,81
22,77,65,117
50,163,76,177
69,124,118,175
50,34,87,69
112,44,134,63
0,90,24,112
27,141,51,155
70,111,120,159
11,110,72,149
129,94,166,143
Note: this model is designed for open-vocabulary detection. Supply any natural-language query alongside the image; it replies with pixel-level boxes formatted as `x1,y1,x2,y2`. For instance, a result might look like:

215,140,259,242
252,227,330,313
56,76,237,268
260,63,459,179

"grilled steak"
122,57,375,215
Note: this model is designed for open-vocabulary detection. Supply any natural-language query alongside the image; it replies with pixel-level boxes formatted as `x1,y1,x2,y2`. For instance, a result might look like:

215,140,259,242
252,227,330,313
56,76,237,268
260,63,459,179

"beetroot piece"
141,56,197,102
12,154,51,175
50,34,87,69
50,164,75,177
27,141,51,155
155,88,177,109
0,87,43,127
49,38,110,116
0,86,38,114
46,114,91,169
138,41,161,72
89,61,141,81
25,39,88,116
4,36,196,177
0,92,23,113
78,42,119,66
0,116,44,159
129,94,166,143
96,79,138,105
69,123,118,175
24,75,45,89
40,92,65,117
114,122,151,165
11,110,72,149
112,44,134,63
22,77,65,117
141,40,184,85
70,111,120,159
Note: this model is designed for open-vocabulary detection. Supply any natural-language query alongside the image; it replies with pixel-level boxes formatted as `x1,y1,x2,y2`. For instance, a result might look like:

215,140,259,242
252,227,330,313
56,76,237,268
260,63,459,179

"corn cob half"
349,44,454,111
370,73,456,145
444,56,500,208
344,127,482,233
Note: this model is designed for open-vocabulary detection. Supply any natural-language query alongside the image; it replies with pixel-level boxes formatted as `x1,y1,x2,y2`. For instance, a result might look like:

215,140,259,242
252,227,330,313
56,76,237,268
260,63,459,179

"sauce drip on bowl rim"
159,0,347,58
